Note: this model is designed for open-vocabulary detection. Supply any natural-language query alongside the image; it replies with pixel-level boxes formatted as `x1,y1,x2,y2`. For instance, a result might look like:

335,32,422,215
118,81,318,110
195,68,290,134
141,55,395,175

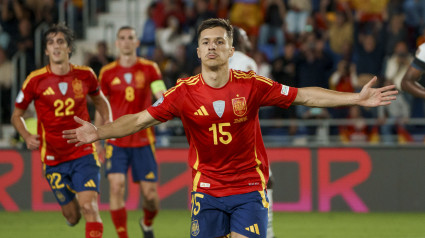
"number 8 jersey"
147,70,298,197
15,64,100,166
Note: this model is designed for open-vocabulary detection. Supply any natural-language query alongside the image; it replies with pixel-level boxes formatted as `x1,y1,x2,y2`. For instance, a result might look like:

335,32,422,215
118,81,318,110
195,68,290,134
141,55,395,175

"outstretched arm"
401,66,425,98
63,110,161,147
293,76,397,108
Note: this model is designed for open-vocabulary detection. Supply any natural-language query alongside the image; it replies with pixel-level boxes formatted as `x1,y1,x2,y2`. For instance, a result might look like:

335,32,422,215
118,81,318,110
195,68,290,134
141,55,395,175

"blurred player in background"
64,18,397,238
229,26,275,238
11,23,111,238
95,26,166,238
401,42,425,98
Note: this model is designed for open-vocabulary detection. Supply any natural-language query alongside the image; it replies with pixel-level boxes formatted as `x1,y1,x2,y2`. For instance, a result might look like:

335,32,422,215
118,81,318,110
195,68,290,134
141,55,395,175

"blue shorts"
104,143,158,182
190,190,269,238
44,154,101,206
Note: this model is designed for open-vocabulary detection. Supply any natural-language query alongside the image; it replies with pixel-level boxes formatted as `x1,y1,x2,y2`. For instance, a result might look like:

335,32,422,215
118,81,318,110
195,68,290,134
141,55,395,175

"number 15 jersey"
147,70,298,197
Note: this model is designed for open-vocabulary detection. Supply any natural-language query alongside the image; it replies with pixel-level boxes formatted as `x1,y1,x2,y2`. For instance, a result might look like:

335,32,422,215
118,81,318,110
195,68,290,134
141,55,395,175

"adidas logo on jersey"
43,87,55,95
84,179,96,188
245,224,260,235
145,171,156,180
111,77,121,85
194,106,209,116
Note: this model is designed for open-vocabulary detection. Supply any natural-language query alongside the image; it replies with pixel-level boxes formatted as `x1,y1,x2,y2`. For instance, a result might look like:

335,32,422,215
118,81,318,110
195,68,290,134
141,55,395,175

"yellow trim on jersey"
255,75,274,86
254,147,267,190
40,123,46,163
98,61,118,81
258,190,270,209
22,67,48,90
150,80,167,95
91,144,101,167
138,58,162,76
193,147,200,170
193,171,201,192
164,75,201,97
72,64,96,77
146,127,157,156
232,70,256,79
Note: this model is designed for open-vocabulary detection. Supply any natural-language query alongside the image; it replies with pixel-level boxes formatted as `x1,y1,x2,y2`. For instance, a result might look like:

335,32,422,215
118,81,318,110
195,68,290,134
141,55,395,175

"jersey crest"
72,79,84,98
213,100,225,118
59,82,68,95
135,71,145,88
232,97,247,117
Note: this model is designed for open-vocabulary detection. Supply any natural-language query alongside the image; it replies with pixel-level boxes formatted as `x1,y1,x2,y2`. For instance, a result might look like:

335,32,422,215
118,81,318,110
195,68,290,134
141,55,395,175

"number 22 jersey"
147,70,298,197
15,64,99,166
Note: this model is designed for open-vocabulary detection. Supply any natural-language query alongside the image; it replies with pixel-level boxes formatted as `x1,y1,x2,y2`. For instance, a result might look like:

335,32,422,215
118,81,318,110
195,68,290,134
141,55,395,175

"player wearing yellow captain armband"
95,26,166,238
64,19,397,238
11,23,112,238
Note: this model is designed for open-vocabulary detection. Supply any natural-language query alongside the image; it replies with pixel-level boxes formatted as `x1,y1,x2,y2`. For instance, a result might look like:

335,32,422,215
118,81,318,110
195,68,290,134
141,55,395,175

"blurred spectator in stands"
0,47,12,123
257,0,285,61
26,0,58,25
285,0,312,42
16,17,35,74
384,13,407,56
339,105,379,144
229,0,263,42
139,2,157,59
152,0,186,29
212,0,230,19
328,59,359,119
384,41,412,90
0,25,10,50
351,0,389,23
352,11,386,86
1,0,34,56
324,1,354,64
253,50,271,79
403,0,425,48
270,42,298,134
156,15,191,59
186,0,216,33
85,41,114,76
378,79,411,144
229,26,257,72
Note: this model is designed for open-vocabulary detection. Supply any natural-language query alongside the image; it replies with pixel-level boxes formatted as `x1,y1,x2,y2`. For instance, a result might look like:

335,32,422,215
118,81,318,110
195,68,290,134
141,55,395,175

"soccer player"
401,42,425,98
64,19,397,238
229,26,275,238
95,26,166,238
11,23,111,238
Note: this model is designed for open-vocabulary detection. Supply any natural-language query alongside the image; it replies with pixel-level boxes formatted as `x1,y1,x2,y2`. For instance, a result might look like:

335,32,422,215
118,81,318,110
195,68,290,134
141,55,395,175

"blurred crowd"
2,0,425,145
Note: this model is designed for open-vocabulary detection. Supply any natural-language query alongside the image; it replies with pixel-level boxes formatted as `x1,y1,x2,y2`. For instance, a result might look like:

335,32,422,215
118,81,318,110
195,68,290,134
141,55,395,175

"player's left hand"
358,76,398,107
63,116,99,147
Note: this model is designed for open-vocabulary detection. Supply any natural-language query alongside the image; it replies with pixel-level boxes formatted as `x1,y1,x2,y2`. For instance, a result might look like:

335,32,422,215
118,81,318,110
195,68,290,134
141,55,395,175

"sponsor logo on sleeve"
152,96,164,107
16,90,24,103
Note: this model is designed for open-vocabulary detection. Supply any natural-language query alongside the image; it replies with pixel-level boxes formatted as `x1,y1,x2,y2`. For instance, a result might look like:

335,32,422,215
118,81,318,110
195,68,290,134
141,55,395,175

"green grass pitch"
1,210,424,238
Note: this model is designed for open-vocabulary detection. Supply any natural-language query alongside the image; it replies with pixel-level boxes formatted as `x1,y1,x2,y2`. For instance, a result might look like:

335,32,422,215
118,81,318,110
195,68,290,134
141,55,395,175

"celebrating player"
11,23,111,238
95,26,166,238
64,18,397,238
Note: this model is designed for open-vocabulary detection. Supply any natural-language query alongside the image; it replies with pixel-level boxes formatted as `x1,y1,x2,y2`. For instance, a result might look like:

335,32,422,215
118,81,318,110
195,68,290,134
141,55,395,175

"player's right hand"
25,134,40,150
63,116,99,147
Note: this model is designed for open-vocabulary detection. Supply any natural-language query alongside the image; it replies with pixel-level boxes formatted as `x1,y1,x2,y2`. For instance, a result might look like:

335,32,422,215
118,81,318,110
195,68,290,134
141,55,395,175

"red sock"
86,222,103,238
110,207,128,238
143,208,158,227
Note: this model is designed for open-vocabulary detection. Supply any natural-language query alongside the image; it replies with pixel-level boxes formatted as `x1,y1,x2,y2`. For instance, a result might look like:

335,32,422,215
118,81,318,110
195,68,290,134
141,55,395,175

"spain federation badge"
232,97,247,117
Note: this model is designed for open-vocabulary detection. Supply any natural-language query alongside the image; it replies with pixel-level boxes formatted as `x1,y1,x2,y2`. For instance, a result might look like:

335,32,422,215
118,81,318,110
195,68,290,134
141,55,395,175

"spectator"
139,2,158,59
229,0,263,38
257,0,286,61
285,0,312,42
328,59,359,119
85,41,114,76
0,46,12,123
384,13,408,56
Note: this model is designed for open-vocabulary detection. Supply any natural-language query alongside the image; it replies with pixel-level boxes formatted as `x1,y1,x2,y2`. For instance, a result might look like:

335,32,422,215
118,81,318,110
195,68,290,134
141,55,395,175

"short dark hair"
197,18,233,45
117,26,135,37
44,22,75,57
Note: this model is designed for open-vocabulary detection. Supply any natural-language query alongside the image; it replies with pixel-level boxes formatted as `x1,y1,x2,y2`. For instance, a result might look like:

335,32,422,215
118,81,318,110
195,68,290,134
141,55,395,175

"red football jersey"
99,58,162,147
147,70,298,197
15,64,100,166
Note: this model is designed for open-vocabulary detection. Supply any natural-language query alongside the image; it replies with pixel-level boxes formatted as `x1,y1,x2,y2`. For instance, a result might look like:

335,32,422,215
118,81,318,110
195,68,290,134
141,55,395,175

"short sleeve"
147,85,183,122
254,75,298,108
15,76,35,110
